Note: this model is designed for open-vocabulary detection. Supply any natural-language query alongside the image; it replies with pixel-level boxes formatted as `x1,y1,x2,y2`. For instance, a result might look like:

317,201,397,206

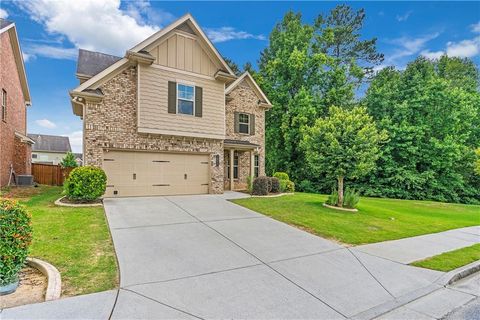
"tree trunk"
337,176,344,207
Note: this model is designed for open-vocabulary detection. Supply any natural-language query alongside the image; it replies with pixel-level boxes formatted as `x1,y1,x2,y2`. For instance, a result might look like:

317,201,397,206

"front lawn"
411,244,480,272
233,193,480,245
1,186,118,297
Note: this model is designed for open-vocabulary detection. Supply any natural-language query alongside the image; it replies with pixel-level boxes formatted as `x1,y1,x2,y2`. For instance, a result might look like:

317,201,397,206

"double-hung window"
1,89,6,122
254,155,259,178
238,113,250,134
177,84,195,115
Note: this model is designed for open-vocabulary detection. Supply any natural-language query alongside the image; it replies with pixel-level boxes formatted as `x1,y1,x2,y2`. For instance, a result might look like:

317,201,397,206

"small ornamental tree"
60,152,78,168
302,106,387,207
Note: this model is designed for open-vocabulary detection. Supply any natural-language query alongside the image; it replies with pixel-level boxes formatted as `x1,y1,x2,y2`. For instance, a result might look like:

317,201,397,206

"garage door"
102,151,210,197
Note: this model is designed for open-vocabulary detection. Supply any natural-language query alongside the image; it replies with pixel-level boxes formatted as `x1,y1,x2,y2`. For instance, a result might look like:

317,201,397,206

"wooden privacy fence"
31,163,74,186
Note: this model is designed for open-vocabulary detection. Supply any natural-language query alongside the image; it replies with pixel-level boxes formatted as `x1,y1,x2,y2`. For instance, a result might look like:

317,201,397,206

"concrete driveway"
102,193,446,319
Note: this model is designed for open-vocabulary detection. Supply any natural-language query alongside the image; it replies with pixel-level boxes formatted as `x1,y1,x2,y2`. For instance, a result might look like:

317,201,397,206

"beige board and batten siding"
137,63,225,139
149,32,218,77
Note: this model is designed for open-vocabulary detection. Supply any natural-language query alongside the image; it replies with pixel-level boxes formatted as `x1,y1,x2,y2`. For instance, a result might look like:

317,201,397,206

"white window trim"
238,112,250,135
176,83,195,116
1,89,6,122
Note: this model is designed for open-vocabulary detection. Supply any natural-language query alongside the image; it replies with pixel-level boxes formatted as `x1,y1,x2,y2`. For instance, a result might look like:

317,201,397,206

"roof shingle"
76,49,121,77
28,134,72,153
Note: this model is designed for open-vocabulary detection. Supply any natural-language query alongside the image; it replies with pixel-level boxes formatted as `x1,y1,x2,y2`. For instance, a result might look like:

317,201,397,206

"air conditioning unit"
17,175,34,186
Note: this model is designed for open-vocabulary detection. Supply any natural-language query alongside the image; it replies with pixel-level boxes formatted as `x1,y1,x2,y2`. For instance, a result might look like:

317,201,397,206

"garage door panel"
102,151,210,197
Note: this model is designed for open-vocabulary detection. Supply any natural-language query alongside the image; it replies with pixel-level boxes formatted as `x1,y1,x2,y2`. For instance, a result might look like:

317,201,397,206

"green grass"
3,186,118,297
411,244,480,272
233,193,480,245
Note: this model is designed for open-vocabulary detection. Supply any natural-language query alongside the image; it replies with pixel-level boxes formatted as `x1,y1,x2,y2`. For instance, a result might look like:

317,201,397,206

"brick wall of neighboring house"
224,79,266,189
0,31,29,186
83,66,225,193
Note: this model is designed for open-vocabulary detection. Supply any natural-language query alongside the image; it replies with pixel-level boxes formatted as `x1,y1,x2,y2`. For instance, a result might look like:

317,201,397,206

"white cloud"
22,52,34,62
386,32,440,63
0,8,8,19
66,131,83,153
205,27,266,43
446,37,480,58
16,0,160,56
396,11,413,22
125,0,175,27
420,50,444,60
35,119,57,129
24,44,77,60
471,21,480,33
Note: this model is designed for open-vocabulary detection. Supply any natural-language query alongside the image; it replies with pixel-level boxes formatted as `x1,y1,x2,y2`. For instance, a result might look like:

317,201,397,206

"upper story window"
177,84,195,115
1,89,6,122
239,113,250,134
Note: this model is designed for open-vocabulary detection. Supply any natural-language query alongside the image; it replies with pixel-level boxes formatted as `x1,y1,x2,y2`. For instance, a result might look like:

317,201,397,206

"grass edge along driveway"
233,193,480,245
1,186,118,297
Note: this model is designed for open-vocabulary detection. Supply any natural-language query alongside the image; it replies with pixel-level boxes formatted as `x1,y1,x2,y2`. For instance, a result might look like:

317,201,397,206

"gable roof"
0,19,31,105
72,13,235,94
225,72,272,107
28,134,72,153
77,49,122,78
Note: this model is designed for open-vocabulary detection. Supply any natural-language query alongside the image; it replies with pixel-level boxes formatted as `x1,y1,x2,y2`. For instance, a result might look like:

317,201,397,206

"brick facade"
224,79,266,190
0,30,31,187
83,66,225,193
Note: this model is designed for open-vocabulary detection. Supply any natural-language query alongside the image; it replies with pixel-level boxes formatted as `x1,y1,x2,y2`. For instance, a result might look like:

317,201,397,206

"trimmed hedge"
64,166,107,201
270,177,280,193
0,199,33,286
273,172,289,181
252,176,269,195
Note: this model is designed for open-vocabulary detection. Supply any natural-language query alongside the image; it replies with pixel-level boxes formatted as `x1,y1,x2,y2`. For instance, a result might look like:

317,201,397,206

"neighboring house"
73,153,83,166
70,14,271,197
28,134,72,165
0,19,34,187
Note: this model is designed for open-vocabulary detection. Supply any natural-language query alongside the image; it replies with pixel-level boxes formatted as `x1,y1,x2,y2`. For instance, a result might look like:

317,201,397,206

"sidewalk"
354,226,480,264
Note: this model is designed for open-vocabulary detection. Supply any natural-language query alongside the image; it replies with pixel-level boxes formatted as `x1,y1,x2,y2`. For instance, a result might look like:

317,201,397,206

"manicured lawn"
1,186,118,297
233,193,480,245
411,244,480,272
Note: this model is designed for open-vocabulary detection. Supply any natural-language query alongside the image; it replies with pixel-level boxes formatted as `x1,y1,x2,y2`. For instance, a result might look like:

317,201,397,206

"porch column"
250,151,255,180
229,148,234,191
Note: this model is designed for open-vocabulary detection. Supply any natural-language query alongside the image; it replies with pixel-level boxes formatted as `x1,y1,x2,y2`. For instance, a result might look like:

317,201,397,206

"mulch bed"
1,266,47,309
59,197,103,205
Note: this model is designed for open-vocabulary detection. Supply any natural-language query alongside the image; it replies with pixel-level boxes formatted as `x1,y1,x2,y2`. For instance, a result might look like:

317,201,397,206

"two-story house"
70,14,271,197
28,133,72,165
0,19,34,187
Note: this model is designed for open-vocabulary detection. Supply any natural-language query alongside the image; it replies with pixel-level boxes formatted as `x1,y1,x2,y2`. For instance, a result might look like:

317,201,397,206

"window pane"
178,84,194,100
234,167,238,179
239,113,249,123
178,100,194,115
239,123,249,134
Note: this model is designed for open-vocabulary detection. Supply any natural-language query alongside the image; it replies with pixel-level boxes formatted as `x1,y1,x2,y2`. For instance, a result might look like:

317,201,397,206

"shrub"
298,180,317,193
64,166,107,201
285,180,295,193
0,199,33,286
273,172,289,181
344,188,360,209
270,177,280,193
326,189,339,206
252,176,269,195
60,152,78,168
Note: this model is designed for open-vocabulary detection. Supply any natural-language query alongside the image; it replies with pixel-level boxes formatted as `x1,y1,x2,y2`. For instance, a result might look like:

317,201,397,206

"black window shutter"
234,112,239,133
195,86,202,117
250,114,255,135
168,81,176,114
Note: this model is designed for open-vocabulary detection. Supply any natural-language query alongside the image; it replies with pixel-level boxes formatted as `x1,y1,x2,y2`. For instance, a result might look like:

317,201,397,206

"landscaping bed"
1,186,118,297
411,243,480,272
0,266,46,309
233,192,480,245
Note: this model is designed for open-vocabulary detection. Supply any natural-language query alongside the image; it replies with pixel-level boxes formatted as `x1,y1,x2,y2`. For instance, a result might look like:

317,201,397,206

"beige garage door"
102,151,210,197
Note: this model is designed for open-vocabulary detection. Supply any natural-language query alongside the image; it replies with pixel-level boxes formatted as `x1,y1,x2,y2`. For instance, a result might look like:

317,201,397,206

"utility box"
17,175,34,186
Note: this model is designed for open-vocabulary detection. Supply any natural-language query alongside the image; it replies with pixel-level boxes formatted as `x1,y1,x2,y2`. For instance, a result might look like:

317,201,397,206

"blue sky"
1,1,479,152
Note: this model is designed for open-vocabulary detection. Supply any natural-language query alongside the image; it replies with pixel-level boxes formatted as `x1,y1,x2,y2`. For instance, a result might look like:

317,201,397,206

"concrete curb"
26,258,62,301
322,203,358,212
251,192,294,198
436,260,480,286
54,196,103,207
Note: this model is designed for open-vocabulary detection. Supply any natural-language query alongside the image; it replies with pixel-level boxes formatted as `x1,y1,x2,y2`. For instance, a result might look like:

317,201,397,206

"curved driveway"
102,193,448,320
